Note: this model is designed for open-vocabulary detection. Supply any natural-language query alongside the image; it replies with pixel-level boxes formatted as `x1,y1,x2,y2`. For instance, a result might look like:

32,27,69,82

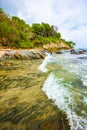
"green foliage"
19,41,33,48
0,8,10,22
32,35,45,47
61,39,76,48
55,32,61,39
32,22,59,38
0,8,75,48
67,41,76,46
32,23,44,36
42,23,52,36
44,37,57,43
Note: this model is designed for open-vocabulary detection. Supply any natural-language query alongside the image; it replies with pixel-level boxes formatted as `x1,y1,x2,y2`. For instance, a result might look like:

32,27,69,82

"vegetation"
0,8,75,49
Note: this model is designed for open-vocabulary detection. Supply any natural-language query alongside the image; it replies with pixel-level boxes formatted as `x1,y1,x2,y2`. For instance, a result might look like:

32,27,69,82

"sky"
0,0,87,48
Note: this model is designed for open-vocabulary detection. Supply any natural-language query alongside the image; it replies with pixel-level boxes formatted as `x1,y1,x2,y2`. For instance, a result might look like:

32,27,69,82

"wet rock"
13,52,22,59
3,50,15,59
41,50,47,55
55,51,62,54
78,51,85,54
0,49,46,60
31,51,44,59
78,56,87,60
70,49,86,54
0,53,4,59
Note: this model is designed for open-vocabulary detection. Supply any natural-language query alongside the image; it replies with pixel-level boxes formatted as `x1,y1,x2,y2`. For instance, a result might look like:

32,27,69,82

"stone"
70,49,85,54
55,51,62,54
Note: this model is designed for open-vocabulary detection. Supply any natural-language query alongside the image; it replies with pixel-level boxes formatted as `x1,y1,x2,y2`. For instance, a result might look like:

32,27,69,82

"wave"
42,73,87,130
39,51,87,130
38,52,54,72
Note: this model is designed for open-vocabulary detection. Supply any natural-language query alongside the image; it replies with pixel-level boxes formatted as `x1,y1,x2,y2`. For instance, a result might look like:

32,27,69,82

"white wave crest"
38,52,53,72
42,73,87,130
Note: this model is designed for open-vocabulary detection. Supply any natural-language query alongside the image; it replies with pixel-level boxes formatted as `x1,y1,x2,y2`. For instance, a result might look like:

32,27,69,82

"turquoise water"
39,51,87,130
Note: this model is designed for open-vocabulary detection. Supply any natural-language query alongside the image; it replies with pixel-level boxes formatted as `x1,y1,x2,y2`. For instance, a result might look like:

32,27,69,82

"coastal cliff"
43,42,71,52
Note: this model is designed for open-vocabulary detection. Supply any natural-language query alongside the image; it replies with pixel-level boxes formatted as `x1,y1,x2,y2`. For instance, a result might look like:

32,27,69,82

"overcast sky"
0,0,87,48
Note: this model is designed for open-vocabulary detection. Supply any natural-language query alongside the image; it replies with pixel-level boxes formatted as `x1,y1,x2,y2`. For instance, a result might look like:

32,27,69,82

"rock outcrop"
43,42,71,52
70,49,87,54
0,40,74,60
0,42,72,60
0,49,45,60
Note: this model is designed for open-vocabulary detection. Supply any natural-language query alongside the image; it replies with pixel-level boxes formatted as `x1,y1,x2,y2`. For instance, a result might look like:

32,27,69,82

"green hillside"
0,8,75,49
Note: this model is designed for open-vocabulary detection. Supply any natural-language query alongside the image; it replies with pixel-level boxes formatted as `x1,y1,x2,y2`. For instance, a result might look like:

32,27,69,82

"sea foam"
39,52,87,130
42,73,87,130
38,52,54,72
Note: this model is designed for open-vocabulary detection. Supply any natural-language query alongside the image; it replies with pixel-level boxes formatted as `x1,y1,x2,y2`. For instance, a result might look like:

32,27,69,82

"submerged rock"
0,59,70,130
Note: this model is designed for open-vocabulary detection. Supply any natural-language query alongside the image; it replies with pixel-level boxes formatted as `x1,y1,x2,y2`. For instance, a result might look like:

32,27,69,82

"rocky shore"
0,49,46,60
0,48,87,60
0,42,73,60
0,44,76,130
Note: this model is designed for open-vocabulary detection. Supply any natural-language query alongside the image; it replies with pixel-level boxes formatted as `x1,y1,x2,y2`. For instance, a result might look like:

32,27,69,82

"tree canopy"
0,8,75,48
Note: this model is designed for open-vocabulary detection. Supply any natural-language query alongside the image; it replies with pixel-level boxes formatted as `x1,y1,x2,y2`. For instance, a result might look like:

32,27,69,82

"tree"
55,32,61,39
32,23,44,36
0,8,75,48
32,23,55,37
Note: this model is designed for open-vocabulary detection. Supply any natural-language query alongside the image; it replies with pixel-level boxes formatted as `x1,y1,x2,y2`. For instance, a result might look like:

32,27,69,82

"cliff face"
43,42,72,52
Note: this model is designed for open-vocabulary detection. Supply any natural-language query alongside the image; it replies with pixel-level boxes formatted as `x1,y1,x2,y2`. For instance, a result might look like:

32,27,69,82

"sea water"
39,50,87,130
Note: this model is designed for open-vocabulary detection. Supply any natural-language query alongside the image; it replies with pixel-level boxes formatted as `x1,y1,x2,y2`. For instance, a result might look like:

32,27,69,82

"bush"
19,41,33,48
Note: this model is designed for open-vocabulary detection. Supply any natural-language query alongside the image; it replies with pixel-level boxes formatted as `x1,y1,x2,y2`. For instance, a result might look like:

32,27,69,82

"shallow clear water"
39,51,87,130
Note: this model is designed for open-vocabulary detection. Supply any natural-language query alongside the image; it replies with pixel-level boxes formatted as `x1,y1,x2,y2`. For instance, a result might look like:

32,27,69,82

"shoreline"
0,48,46,60
0,42,73,60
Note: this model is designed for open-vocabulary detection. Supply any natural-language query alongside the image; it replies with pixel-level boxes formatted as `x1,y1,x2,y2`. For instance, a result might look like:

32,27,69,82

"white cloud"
0,0,87,48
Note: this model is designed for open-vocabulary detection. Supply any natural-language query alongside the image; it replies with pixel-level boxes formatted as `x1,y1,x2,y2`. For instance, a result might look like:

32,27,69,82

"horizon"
0,0,87,48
